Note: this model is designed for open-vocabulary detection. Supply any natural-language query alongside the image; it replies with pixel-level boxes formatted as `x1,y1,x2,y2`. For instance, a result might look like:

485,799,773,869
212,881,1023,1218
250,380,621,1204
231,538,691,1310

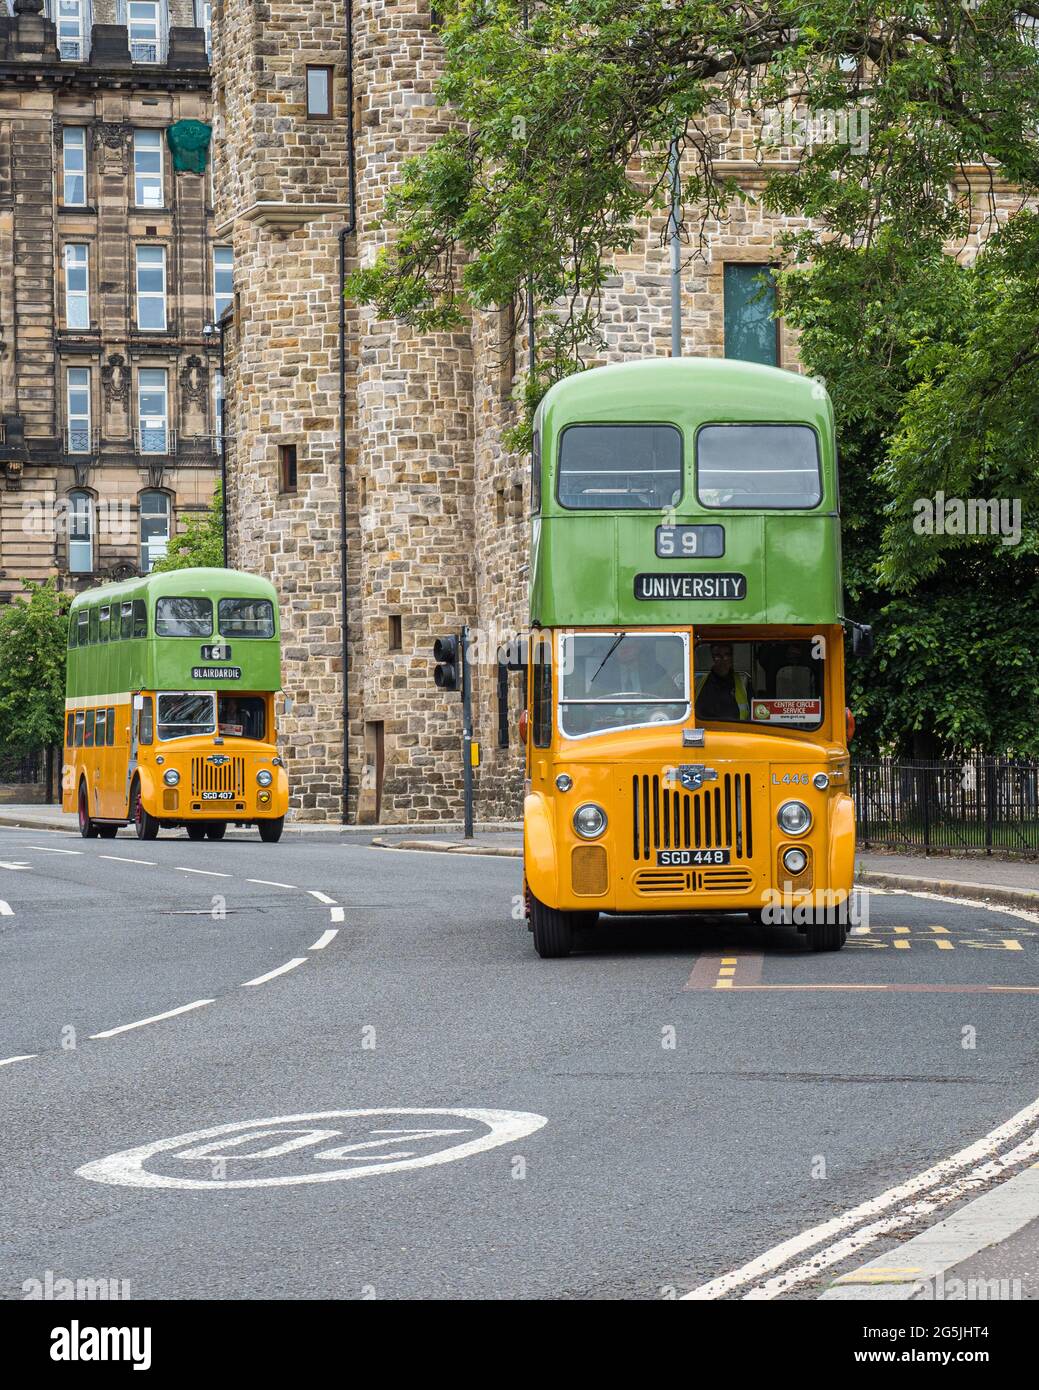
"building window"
135,245,167,330
128,1,164,64
56,0,90,61
68,490,94,573
63,244,90,329
306,66,333,118
388,615,403,651
133,130,164,208
62,128,87,205
139,491,170,572
66,367,91,454
213,246,233,319
723,263,779,367
279,444,298,494
194,0,212,58
137,368,168,454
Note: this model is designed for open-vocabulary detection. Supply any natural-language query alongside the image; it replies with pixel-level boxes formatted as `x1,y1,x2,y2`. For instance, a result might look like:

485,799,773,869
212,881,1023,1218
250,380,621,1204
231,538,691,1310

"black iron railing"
852,758,1039,857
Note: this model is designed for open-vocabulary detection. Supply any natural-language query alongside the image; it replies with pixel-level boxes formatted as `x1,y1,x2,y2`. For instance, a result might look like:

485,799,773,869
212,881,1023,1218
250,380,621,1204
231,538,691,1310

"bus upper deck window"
99,606,110,643
218,598,274,638
557,424,682,511
697,424,822,510
531,432,541,514
132,599,148,638
121,602,133,640
76,610,89,645
155,597,213,637
88,608,99,644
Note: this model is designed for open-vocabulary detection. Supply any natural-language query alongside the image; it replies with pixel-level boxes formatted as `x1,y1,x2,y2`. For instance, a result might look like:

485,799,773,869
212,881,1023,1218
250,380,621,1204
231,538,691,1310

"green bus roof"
68,567,278,613
530,358,842,628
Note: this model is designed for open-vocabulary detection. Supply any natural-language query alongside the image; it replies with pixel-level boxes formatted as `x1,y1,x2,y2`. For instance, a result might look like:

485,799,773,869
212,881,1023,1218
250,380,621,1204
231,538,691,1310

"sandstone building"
0,0,219,598
212,2,1012,825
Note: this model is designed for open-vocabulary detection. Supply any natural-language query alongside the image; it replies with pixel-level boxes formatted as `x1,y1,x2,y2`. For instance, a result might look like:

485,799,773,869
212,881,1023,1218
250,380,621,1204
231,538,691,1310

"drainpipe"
668,137,682,357
338,0,358,824
218,314,228,563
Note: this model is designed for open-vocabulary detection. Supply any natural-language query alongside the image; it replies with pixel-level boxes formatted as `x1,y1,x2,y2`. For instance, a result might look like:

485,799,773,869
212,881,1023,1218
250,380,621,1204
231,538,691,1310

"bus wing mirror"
850,623,874,659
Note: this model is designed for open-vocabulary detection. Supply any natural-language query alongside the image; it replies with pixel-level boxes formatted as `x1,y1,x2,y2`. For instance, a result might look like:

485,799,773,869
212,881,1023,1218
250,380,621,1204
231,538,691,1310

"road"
1,822,1038,1301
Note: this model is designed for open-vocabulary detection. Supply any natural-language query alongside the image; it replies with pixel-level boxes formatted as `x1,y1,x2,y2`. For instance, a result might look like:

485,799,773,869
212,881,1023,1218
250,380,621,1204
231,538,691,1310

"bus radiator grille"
191,756,246,799
632,867,755,895
631,772,753,862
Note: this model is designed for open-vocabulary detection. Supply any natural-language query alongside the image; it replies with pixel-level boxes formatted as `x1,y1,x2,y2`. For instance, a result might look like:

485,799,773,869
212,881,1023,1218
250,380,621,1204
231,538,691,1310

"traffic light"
433,635,461,692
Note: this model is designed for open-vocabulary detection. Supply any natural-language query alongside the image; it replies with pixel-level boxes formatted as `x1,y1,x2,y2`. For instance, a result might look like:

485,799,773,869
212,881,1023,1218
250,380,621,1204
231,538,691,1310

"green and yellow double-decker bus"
62,567,289,842
523,357,857,957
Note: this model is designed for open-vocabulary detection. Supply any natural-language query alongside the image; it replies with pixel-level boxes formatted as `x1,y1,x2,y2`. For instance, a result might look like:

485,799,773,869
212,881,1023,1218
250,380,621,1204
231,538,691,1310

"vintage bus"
62,568,289,842
522,357,858,957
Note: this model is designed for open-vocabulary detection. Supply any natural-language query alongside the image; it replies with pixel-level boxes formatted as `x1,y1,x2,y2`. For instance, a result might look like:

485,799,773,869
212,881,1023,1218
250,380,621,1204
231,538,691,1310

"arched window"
67,490,94,574
139,490,171,573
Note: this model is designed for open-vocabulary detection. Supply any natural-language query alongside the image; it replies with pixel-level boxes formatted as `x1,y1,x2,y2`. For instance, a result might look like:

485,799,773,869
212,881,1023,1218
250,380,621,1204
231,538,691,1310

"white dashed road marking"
246,879,298,890
90,999,215,1040
0,862,30,870
99,856,157,865
23,846,82,855
175,867,231,878
0,900,13,916
309,929,338,951
330,906,345,923
308,891,337,905
241,958,307,988
0,1054,37,1067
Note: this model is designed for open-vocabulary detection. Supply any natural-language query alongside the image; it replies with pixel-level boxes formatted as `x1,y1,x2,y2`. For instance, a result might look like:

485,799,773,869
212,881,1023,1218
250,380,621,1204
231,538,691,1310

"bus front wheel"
78,783,98,839
131,780,159,841
258,817,284,843
530,893,576,959
806,919,848,951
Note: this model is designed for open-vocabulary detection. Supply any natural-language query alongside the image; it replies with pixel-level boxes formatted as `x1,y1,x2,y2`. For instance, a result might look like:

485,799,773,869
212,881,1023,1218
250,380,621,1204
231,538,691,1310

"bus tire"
78,782,98,839
131,779,159,841
806,919,848,951
530,893,574,959
97,825,119,839
186,824,207,841
205,823,227,841
258,817,284,843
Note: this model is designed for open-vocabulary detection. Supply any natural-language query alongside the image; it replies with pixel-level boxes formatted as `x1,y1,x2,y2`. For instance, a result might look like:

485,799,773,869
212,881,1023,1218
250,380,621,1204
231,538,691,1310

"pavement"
1,817,1039,1301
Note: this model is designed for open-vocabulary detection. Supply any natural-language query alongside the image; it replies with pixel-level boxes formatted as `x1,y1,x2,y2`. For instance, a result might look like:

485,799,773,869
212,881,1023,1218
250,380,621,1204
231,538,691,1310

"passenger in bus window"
695,643,751,722
614,637,683,696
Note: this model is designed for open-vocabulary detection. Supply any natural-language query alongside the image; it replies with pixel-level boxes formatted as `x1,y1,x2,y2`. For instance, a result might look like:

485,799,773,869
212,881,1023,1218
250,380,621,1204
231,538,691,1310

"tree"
350,1,1039,437
0,581,72,788
781,227,1039,755
151,482,224,572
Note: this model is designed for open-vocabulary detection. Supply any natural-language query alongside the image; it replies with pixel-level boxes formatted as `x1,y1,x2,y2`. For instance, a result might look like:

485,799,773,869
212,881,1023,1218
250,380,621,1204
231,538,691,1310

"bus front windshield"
559,632,689,737
694,638,824,731
158,692,216,741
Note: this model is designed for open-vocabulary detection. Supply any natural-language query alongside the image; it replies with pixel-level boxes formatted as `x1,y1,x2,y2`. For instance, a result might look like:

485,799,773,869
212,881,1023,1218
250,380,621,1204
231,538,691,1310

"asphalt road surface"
1,823,1038,1300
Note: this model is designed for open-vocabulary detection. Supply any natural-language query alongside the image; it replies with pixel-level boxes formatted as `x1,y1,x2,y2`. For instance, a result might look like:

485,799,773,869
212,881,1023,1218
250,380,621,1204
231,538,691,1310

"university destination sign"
634,573,747,601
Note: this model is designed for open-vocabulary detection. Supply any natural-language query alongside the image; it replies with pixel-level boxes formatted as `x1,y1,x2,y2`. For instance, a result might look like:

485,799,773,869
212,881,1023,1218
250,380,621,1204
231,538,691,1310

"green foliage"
0,580,72,752
350,0,1039,417
151,483,225,572
781,228,1039,756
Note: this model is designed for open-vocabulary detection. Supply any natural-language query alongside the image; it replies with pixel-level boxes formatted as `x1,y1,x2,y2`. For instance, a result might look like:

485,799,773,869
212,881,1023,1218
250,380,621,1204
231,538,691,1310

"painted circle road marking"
76,1108,548,1190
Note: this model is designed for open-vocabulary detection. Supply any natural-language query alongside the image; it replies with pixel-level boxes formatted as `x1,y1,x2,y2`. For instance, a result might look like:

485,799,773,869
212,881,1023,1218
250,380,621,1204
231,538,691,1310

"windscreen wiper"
590,631,626,684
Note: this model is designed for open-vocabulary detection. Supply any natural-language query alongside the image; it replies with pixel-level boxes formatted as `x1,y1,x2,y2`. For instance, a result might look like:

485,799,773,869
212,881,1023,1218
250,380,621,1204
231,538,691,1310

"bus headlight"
812,772,830,791
777,800,812,836
573,803,607,839
256,769,273,787
163,769,180,787
782,846,808,875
